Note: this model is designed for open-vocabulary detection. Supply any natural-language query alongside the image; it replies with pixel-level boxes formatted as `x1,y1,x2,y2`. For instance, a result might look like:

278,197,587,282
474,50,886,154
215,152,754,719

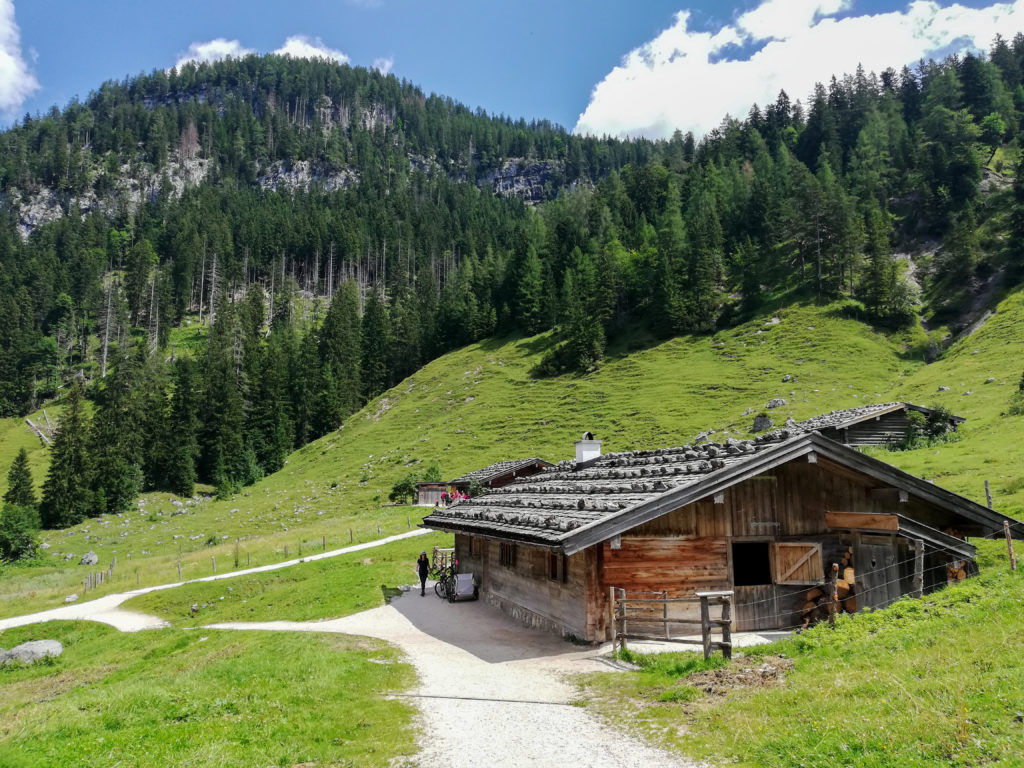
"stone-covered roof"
450,458,552,486
422,429,1009,553
424,432,796,546
792,402,964,433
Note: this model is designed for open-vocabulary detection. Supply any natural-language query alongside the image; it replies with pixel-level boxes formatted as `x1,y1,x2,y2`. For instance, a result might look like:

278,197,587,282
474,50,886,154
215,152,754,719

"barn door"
855,537,900,610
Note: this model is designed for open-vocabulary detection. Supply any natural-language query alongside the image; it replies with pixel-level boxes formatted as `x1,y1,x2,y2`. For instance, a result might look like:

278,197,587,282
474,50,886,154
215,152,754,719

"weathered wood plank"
825,511,899,532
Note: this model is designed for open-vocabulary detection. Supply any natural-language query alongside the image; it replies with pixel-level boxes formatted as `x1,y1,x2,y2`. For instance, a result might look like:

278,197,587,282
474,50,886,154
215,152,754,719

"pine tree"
3,447,36,508
318,280,362,430
163,358,200,497
509,246,544,334
249,332,294,474
360,288,390,401
40,381,92,528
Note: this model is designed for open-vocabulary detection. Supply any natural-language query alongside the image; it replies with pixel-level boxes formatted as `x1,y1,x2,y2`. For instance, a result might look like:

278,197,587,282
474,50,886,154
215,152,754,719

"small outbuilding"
414,482,448,507
422,431,1016,642
793,402,964,447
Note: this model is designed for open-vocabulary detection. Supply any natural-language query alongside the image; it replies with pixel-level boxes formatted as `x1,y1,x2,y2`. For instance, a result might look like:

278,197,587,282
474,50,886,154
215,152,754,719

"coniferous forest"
3,38,1024,526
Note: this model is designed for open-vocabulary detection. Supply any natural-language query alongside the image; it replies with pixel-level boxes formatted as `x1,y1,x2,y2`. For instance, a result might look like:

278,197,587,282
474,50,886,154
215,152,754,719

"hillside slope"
3,293,1022,617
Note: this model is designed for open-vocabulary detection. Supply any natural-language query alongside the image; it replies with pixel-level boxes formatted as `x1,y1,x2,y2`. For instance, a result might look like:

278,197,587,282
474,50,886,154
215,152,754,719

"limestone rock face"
0,640,63,665
79,551,99,566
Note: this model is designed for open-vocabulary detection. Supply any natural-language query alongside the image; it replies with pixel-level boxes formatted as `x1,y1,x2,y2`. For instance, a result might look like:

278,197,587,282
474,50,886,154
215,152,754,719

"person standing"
417,551,430,596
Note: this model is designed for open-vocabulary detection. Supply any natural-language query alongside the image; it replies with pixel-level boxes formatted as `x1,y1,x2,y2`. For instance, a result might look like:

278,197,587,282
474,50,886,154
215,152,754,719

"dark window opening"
733,542,772,586
499,543,516,568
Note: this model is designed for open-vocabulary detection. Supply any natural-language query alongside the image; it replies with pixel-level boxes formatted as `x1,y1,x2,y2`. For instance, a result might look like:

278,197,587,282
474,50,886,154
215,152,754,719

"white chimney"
575,432,602,463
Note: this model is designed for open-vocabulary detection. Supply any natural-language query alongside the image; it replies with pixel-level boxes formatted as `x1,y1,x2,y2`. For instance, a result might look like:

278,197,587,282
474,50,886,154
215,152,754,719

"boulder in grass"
766,398,787,409
752,414,774,432
79,552,99,566
0,640,63,665
65,594,79,603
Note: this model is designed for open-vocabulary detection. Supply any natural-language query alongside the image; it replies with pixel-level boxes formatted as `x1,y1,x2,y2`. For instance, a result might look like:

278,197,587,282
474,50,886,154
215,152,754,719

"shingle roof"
422,430,1009,554
790,402,964,433
450,458,552,485
424,431,796,546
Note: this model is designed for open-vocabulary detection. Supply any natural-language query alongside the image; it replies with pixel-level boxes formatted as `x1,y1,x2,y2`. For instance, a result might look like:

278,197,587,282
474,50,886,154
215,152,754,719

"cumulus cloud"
0,0,39,114
373,57,394,74
174,38,255,69
575,0,1024,140
274,35,349,64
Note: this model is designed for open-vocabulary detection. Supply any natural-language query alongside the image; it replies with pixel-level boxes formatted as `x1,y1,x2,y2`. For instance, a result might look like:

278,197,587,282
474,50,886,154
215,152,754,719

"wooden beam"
825,511,900,532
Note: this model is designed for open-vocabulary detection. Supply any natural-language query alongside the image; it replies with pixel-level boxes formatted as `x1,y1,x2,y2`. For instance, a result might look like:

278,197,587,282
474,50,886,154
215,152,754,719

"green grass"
4,291,1023,619
0,621,418,767
124,531,449,626
580,539,1024,767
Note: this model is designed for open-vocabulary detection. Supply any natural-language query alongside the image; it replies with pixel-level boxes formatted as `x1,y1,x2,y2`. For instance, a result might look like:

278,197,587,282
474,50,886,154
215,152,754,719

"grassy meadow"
2,291,1022,619
579,539,1024,767
0,621,418,767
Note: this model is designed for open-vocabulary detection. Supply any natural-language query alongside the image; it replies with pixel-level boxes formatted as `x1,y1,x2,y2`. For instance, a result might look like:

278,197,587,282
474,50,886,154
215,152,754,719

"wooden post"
720,594,733,660
247,552,250,566
828,563,839,627
349,528,353,543
211,556,216,573
322,536,326,551
136,569,140,587
662,589,669,639
284,545,288,558
1006,521,1018,572
608,586,616,649
700,594,712,660
912,539,924,598
177,562,181,580
618,588,627,652
377,522,381,535
407,516,411,529
985,481,993,509
234,539,239,568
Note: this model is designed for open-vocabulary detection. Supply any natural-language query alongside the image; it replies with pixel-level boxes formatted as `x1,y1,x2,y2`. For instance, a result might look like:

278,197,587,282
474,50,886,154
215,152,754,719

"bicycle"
434,561,458,600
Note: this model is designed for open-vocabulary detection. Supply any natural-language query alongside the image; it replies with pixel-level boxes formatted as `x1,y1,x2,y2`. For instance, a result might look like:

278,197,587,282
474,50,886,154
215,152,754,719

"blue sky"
1,0,1020,138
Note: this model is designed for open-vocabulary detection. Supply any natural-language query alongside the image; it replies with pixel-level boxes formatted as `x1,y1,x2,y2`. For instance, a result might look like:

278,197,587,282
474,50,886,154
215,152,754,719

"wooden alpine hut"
422,430,1016,642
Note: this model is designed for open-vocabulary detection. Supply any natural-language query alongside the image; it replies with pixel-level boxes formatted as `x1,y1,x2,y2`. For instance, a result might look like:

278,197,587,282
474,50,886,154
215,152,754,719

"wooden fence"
610,588,733,660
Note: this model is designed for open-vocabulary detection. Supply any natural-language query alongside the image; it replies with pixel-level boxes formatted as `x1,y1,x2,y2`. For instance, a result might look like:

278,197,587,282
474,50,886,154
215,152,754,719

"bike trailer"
450,573,478,601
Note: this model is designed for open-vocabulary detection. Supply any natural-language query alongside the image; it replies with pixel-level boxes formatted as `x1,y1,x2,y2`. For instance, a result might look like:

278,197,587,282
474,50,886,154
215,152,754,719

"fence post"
322,535,326,551
828,563,839,627
912,539,924,598
720,594,733,660
211,556,216,574
349,528,353,543
700,594,712,660
985,480,993,509
618,588,628,652
1006,521,1018,572
608,586,616,649
177,562,181,580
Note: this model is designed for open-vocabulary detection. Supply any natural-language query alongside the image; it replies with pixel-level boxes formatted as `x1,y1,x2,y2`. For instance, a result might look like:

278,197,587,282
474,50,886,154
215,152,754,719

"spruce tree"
3,447,36,508
164,358,200,497
40,381,92,528
318,280,362,430
360,289,390,401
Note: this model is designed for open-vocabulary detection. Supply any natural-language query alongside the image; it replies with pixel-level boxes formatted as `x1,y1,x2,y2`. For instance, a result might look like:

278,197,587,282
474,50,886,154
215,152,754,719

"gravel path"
0,529,430,632
208,590,701,768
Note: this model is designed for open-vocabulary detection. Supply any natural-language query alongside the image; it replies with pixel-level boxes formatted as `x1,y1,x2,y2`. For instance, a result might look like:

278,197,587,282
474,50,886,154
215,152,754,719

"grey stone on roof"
450,458,550,485
423,431,797,544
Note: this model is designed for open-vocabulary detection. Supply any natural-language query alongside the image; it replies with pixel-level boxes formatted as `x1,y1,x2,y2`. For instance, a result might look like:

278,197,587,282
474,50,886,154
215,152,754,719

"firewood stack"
800,547,857,628
946,559,967,582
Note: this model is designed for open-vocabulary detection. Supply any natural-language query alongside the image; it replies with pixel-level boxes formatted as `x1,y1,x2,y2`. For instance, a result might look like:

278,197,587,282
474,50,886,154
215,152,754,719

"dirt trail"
208,592,701,768
0,529,430,632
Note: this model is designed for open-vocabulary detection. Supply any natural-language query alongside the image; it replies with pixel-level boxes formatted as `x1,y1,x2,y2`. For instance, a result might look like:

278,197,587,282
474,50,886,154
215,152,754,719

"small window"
547,552,560,581
499,543,517,568
471,537,482,557
732,541,772,586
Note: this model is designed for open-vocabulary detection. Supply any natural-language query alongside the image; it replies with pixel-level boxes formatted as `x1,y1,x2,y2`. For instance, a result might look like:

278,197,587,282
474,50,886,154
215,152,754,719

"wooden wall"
823,411,912,447
457,535,597,639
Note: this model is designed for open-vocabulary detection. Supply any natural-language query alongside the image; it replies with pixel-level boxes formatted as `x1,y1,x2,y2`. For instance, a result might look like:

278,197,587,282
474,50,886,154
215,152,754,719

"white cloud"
174,38,255,69
575,0,1024,140
373,56,394,74
0,0,39,115
273,35,349,64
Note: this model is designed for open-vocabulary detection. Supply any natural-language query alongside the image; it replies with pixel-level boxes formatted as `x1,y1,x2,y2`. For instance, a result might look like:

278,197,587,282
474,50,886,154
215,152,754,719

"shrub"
388,474,418,504
0,503,40,561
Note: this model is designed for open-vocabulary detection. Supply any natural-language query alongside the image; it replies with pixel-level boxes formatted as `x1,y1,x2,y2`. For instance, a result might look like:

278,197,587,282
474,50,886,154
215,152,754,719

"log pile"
800,548,857,628
946,559,967,583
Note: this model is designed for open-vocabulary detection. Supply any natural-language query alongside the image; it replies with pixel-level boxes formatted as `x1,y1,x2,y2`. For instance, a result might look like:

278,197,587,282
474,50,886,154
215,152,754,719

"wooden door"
734,585,778,631
855,537,900,610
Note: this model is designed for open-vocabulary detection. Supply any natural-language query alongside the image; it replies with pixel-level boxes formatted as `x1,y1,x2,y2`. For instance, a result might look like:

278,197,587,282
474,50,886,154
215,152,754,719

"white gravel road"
0,529,430,632
207,590,702,768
